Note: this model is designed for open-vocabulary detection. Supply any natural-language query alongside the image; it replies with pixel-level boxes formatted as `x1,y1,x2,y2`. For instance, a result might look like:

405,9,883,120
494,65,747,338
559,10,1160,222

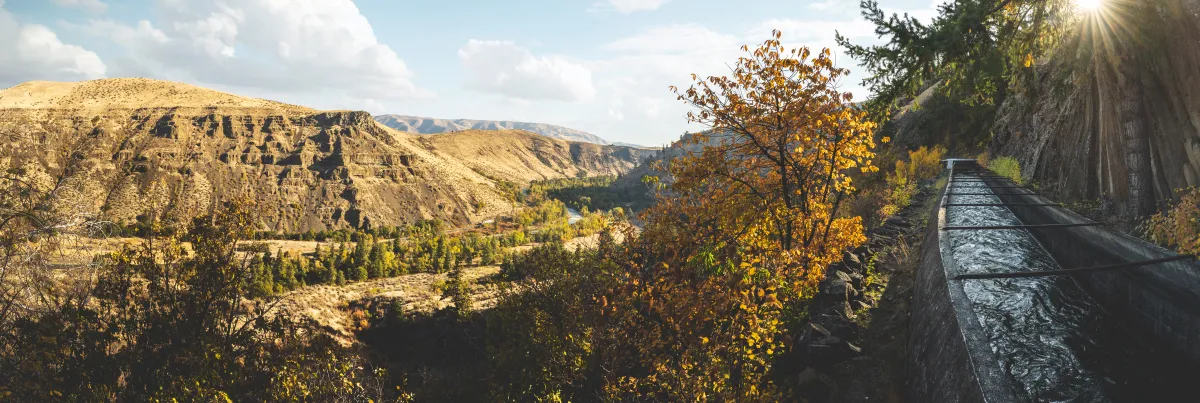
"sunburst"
1077,0,1105,13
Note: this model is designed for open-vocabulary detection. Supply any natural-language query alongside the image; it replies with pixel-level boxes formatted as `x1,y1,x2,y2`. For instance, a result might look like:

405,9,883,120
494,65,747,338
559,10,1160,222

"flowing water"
566,207,583,225
942,174,1159,403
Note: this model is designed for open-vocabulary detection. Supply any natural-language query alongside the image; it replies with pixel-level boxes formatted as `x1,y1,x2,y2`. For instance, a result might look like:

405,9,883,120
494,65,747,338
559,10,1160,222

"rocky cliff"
0,79,642,232
990,0,1200,213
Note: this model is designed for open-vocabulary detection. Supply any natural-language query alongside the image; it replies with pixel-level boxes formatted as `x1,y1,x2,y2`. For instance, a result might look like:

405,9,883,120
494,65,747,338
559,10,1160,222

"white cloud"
808,0,841,10
78,0,422,108
747,18,877,95
588,24,741,132
607,108,625,121
580,17,889,143
50,0,108,13
459,40,595,102
0,2,106,87
604,24,739,55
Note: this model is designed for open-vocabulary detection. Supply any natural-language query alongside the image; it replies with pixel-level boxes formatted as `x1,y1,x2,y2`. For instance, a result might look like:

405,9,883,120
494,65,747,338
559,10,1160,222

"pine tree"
443,264,472,321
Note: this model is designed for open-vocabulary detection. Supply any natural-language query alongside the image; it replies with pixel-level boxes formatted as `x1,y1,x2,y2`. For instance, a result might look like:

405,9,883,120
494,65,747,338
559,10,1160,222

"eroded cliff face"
0,107,516,232
991,0,1200,213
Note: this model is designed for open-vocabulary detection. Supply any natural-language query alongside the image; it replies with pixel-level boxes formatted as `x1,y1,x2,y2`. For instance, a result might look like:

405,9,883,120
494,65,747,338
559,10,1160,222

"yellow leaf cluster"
603,31,877,401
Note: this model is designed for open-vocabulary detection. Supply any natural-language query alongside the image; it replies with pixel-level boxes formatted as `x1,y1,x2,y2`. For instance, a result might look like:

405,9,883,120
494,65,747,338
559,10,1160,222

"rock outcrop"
990,0,1200,213
0,78,644,232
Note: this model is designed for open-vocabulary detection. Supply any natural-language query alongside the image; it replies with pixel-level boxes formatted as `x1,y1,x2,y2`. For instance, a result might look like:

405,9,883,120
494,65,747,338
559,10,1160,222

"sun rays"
1077,0,1105,13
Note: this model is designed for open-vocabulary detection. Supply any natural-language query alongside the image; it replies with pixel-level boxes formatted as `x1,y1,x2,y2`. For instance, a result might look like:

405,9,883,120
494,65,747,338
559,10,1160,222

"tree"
599,32,877,400
443,265,473,322
837,0,1075,117
0,201,400,401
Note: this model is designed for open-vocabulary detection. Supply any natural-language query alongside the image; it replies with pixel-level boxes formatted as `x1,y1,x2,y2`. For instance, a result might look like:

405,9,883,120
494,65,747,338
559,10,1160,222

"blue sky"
0,0,940,145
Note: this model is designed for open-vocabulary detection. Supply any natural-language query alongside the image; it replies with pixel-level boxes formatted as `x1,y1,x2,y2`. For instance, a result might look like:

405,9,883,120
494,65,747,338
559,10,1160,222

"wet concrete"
910,162,1200,403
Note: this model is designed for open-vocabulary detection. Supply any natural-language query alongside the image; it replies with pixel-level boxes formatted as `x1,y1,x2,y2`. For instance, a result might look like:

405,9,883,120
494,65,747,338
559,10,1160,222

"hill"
418,129,652,183
0,78,316,113
0,78,642,232
375,114,610,145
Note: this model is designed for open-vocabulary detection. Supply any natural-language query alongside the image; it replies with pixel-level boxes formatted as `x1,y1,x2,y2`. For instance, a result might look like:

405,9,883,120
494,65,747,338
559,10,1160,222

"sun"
1077,0,1104,12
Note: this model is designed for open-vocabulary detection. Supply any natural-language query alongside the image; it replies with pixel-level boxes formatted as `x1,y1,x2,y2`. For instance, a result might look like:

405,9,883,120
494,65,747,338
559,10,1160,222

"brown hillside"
0,78,647,232
0,78,315,113
0,80,505,232
419,129,651,183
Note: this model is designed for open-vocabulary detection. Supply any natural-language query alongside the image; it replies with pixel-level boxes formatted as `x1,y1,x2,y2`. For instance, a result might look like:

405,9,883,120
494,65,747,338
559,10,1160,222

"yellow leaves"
612,27,877,402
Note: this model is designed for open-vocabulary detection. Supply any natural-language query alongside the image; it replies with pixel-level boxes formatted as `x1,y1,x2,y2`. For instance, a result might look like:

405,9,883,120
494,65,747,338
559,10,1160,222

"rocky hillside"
0,78,642,232
985,0,1200,214
375,114,610,145
419,129,652,183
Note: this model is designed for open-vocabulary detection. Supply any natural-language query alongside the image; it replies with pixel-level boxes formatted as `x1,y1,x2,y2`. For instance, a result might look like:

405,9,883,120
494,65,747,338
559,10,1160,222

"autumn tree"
601,31,877,401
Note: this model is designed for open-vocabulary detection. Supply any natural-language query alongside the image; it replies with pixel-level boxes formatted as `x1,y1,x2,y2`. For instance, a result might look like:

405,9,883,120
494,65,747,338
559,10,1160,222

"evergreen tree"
443,264,472,321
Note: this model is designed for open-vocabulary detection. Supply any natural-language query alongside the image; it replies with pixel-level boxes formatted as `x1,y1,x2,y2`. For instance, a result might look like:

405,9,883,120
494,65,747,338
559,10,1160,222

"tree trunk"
1117,56,1153,217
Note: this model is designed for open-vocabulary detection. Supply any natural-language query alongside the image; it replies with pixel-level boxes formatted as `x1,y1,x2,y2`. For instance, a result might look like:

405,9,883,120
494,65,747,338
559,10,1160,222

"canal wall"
908,164,1021,403
986,176,1200,365
910,160,1200,401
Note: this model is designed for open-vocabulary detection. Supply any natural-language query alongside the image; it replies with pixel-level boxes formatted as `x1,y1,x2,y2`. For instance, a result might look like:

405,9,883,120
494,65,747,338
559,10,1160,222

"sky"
0,0,943,146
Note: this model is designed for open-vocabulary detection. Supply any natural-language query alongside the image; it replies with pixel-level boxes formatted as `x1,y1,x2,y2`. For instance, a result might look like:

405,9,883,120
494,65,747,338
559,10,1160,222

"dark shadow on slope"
355,304,491,402
782,186,937,403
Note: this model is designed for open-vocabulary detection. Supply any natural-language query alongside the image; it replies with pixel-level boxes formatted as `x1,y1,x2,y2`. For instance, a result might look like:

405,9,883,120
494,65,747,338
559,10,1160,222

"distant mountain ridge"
375,114,610,145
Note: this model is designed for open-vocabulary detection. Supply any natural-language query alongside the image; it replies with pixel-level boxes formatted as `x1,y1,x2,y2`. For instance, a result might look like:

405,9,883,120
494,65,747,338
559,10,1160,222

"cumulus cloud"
79,0,422,106
0,2,106,87
50,0,108,13
589,24,740,128
459,40,595,102
583,18,888,143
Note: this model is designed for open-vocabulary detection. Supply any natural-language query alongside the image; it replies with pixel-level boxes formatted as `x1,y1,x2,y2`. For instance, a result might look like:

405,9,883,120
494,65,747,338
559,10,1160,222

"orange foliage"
1147,188,1200,255
602,31,877,401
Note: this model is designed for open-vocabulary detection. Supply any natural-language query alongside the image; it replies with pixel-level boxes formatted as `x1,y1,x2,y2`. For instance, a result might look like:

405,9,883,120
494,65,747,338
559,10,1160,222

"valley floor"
272,232,617,344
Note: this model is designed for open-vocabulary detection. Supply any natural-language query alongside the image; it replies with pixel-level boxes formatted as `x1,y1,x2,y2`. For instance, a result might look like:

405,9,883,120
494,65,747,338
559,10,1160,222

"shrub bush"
988,156,1022,184
879,146,945,220
1147,188,1200,255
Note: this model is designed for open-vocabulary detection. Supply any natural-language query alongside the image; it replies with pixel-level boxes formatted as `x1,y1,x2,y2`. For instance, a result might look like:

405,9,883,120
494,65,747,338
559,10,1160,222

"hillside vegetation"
9,0,1199,398
0,33,894,401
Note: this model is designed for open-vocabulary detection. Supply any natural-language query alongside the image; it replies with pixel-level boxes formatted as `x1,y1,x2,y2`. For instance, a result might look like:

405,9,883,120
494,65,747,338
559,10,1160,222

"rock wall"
991,0,1200,212
0,107,515,232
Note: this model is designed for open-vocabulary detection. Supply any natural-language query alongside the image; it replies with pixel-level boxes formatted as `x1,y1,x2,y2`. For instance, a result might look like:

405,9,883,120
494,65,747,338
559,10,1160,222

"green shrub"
988,157,1022,184
352,266,369,282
